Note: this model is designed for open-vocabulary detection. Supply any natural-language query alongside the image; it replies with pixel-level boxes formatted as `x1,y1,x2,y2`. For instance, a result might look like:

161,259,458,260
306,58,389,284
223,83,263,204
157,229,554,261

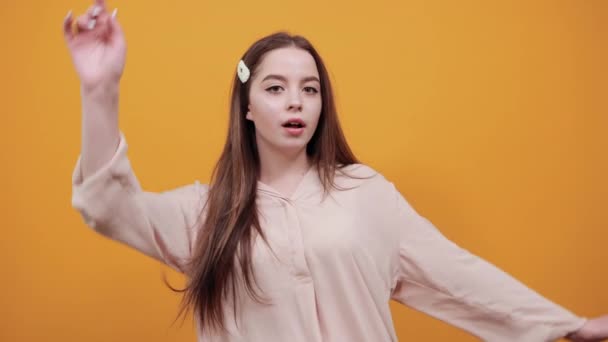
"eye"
266,85,283,93
304,87,319,94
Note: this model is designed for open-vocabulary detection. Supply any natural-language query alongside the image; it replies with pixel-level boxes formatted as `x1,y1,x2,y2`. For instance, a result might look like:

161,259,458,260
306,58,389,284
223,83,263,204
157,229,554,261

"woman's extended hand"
567,315,608,342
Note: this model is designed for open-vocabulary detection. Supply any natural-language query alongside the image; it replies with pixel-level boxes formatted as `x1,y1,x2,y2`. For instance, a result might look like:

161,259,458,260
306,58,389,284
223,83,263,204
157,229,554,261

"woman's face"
246,47,322,155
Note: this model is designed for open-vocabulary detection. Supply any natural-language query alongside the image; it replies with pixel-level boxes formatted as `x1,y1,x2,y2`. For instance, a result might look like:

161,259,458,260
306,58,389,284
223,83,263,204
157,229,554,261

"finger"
86,3,105,19
93,14,113,39
63,10,74,41
95,0,106,7
108,9,123,37
76,14,96,31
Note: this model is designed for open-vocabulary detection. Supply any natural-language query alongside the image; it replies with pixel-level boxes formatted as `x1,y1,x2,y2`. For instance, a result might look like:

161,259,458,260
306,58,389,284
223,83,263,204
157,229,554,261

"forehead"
254,47,319,80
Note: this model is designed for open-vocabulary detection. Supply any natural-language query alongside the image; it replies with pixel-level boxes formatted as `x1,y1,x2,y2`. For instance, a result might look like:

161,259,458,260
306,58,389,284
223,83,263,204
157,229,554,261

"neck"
257,139,312,194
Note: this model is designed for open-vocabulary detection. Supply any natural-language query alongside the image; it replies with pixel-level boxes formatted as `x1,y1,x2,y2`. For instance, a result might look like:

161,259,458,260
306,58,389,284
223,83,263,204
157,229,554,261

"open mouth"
282,122,304,128
282,119,306,128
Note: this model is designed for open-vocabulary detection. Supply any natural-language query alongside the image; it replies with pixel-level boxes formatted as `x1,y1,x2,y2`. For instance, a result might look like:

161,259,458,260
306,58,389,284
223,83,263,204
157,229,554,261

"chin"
278,142,309,153
274,137,311,154
256,131,312,155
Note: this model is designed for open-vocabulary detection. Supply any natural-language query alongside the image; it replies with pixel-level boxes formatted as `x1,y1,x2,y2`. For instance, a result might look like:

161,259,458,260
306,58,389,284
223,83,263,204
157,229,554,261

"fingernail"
111,8,118,19
65,10,72,20
87,19,96,30
91,6,102,17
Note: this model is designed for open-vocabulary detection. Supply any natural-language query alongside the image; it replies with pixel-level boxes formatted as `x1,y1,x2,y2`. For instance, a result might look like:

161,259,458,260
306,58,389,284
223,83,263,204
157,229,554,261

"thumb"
63,10,75,42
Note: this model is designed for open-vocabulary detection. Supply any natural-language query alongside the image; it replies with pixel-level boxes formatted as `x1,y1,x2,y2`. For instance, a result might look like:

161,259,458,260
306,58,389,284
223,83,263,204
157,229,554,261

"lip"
281,118,306,128
284,126,305,136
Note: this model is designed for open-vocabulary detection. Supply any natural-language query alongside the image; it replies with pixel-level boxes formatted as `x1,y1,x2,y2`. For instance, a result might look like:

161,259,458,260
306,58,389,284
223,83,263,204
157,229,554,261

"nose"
287,89,302,112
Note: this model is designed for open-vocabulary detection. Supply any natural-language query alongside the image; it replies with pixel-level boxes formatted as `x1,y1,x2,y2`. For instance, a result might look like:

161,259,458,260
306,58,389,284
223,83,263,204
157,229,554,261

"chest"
248,195,400,292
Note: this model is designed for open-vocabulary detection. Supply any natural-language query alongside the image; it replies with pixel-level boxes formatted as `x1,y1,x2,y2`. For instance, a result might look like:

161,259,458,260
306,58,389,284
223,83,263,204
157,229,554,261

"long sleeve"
388,185,586,341
71,132,208,273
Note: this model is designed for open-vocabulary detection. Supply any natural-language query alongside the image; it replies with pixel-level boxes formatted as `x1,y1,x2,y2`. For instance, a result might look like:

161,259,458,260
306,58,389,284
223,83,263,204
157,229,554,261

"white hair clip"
237,60,250,83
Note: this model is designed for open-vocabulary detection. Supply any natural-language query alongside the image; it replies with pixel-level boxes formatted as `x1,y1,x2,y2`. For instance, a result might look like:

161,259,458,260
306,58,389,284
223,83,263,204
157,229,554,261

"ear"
245,104,253,121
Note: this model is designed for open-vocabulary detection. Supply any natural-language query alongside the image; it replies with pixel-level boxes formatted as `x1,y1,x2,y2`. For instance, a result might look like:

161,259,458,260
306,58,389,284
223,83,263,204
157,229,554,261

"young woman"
63,1,608,341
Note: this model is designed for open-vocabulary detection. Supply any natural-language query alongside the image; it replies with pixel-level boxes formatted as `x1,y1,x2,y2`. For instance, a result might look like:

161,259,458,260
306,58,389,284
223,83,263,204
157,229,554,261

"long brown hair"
170,31,360,334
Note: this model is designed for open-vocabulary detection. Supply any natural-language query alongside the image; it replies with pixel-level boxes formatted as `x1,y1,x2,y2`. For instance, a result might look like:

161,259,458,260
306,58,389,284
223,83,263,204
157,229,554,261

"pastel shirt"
71,132,586,341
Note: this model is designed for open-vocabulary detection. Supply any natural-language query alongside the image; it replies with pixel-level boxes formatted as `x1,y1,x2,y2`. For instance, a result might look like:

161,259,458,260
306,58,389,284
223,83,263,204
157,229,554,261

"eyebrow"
261,74,321,84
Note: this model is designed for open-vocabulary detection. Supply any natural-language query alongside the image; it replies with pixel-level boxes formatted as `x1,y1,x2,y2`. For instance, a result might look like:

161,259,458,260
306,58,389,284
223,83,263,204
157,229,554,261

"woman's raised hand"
63,0,126,91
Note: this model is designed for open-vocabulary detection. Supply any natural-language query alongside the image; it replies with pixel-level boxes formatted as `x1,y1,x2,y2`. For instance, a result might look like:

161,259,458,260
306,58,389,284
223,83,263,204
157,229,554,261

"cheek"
308,100,323,127
250,98,282,121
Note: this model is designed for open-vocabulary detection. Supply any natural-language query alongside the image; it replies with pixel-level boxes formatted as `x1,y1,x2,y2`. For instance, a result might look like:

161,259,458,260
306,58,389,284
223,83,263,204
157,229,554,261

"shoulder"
335,163,390,183
333,163,397,197
337,163,381,177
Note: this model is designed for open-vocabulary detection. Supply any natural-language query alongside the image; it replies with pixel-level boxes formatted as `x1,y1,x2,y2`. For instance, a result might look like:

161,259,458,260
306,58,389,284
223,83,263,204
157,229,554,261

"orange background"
2,0,606,341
